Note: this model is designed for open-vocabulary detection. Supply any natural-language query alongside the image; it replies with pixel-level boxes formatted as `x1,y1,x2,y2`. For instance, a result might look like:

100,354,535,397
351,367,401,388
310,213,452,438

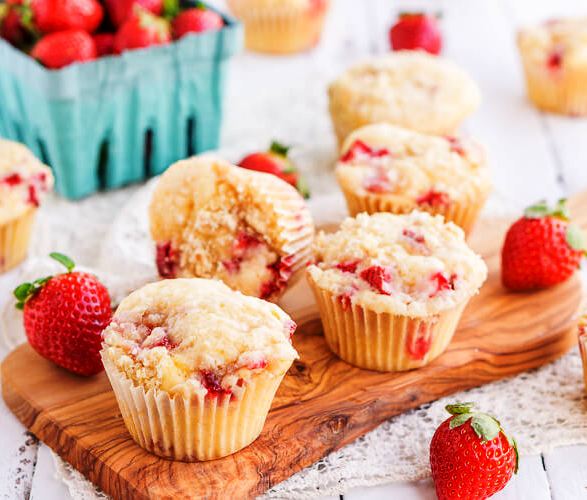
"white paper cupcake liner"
102,353,285,461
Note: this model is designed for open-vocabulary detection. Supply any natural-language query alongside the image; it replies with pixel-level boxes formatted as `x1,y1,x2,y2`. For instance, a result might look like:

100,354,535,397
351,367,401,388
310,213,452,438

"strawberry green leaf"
270,141,290,158
512,437,520,474
163,0,180,18
296,176,311,199
445,402,474,415
449,413,472,429
524,200,550,219
50,252,75,273
470,413,501,442
566,224,586,252
524,198,569,220
13,283,33,302
553,198,569,217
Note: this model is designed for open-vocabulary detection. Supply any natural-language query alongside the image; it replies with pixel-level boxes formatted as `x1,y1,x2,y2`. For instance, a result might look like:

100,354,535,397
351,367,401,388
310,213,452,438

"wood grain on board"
2,210,584,500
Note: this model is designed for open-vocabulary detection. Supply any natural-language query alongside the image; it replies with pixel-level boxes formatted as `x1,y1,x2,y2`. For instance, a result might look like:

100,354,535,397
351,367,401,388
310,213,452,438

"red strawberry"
389,12,442,55
430,402,518,500
93,32,115,56
172,6,223,39
26,0,104,34
32,29,97,69
238,141,310,199
501,199,585,291
359,265,393,295
14,253,112,376
340,139,391,163
113,7,171,54
104,0,162,27
1,7,28,46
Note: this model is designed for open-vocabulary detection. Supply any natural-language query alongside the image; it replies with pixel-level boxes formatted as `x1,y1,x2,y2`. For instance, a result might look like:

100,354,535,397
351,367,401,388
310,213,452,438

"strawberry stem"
50,252,75,273
524,198,569,220
269,141,290,157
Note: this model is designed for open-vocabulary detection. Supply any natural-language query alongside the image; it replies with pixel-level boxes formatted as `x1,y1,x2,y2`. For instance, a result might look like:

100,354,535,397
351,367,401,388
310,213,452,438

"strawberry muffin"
0,139,53,273
101,278,298,461
336,123,491,234
518,18,587,115
307,211,487,371
226,0,330,54
328,51,481,145
149,154,314,301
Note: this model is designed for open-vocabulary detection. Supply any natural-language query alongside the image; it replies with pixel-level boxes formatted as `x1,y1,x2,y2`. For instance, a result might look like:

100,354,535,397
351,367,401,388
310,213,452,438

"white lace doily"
3,174,587,499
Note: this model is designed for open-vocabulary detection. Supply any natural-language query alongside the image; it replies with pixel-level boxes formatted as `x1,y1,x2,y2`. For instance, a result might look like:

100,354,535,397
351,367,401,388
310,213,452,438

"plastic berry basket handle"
0,2,243,199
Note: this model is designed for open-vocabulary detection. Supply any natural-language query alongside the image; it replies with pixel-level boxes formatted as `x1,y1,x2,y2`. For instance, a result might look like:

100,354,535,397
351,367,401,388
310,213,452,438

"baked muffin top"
336,123,491,202
307,211,487,317
0,139,54,224
101,278,298,397
328,51,481,135
518,18,587,68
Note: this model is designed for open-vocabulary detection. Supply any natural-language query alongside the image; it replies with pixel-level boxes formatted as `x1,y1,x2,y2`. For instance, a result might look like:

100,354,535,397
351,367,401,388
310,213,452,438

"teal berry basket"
0,5,242,199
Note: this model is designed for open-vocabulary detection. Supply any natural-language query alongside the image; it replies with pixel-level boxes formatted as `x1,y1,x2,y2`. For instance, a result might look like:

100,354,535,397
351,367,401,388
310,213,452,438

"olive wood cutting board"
3,191,587,500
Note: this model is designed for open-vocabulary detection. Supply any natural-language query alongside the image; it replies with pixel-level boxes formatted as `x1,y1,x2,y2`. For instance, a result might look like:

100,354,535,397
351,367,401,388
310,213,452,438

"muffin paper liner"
227,0,330,54
519,55,587,116
338,186,489,236
249,172,315,282
308,274,469,372
102,354,286,461
0,209,36,274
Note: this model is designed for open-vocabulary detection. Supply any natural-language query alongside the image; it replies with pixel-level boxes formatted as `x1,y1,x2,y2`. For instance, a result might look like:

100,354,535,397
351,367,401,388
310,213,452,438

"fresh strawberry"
172,6,223,39
104,0,162,27
340,140,391,163
389,12,442,55
501,199,586,291
359,265,393,295
25,0,104,34
238,141,310,199
430,402,518,500
1,7,28,47
31,29,97,69
93,32,115,56
113,7,171,54
14,253,112,376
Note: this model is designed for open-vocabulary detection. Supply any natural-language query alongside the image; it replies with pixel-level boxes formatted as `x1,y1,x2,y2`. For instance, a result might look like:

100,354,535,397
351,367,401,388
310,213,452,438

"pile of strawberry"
0,0,224,70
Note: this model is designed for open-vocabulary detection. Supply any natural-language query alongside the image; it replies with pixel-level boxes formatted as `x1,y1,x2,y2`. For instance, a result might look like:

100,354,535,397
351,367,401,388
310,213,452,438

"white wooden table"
3,0,587,497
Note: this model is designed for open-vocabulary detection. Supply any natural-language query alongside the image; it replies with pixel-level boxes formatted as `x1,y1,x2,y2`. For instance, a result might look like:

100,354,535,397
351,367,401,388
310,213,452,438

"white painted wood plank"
507,0,587,196
345,479,436,500
494,454,551,500
543,445,587,499
345,453,549,500
30,445,73,500
444,0,564,206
